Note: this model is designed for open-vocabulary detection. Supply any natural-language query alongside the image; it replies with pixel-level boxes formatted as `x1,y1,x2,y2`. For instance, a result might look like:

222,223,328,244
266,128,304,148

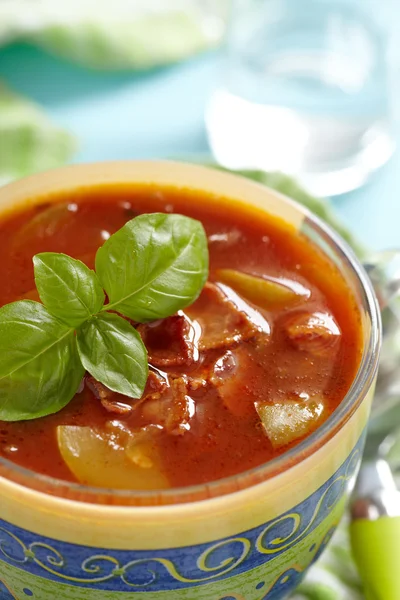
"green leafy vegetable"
0,301,84,421
34,253,105,327
77,313,148,399
0,213,209,422
96,213,209,321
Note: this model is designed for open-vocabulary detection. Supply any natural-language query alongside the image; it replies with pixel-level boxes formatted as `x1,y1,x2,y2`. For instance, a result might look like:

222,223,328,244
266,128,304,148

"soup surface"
0,185,362,492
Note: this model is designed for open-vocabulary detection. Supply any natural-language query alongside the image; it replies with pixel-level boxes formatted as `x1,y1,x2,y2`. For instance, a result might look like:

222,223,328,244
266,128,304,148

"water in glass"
206,0,395,196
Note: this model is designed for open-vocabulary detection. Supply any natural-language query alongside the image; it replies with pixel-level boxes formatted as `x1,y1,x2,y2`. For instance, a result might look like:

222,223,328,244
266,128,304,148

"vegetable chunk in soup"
0,185,362,493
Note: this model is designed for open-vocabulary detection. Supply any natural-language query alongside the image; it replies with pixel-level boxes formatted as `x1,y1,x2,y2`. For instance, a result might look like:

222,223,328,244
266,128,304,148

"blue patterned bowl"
0,162,381,600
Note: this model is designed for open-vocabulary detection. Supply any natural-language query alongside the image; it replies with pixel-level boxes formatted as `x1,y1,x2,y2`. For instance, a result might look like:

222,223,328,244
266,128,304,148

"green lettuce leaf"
0,83,76,184
0,1,226,70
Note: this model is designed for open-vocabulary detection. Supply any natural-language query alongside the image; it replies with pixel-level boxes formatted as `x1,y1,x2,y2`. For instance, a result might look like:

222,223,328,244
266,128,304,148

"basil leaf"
77,312,148,398
0,301,84,421
34,253,105,327
96,213,209,321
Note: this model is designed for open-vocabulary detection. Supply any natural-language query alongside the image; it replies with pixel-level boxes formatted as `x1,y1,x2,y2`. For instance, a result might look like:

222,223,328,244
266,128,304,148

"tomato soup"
0,185,363,491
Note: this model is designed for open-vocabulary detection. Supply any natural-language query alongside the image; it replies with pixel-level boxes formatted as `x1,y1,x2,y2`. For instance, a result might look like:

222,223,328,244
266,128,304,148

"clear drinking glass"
206,0,397,197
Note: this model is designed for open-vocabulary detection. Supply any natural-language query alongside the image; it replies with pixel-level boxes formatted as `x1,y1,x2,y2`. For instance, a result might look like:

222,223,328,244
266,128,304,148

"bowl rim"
0,160,382,508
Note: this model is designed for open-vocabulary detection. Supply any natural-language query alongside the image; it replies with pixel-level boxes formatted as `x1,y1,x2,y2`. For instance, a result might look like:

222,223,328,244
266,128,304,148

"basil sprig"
0,213,208,422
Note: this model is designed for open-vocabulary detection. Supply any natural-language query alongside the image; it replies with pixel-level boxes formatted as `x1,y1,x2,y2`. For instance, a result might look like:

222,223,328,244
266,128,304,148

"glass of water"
206,0,397,196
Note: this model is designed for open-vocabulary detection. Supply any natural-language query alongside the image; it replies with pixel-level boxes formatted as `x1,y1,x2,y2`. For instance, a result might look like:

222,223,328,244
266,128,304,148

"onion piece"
57,425,169,490
284,311,341,355
255,400,324,449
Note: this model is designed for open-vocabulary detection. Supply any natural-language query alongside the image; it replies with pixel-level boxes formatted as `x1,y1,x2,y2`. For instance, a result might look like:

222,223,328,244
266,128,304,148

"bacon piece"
137,313,196,368
284,311,341,356
100,399,132,415
187,377,207,391
141,377,194,436
144,370,169,397
186,282,267,352
86,366,196,435
86,370,168,415
210,350,238,387
85,376,133,415
210,348,257,417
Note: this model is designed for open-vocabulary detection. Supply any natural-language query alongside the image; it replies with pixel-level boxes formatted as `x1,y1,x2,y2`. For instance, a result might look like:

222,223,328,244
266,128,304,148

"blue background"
0,43,399,251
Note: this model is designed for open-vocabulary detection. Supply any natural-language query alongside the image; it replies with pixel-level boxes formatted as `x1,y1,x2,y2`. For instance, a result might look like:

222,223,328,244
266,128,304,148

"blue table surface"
1,43,399,252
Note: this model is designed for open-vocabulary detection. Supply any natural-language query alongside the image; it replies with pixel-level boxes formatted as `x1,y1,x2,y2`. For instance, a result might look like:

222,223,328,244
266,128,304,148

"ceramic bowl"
0,162,380,600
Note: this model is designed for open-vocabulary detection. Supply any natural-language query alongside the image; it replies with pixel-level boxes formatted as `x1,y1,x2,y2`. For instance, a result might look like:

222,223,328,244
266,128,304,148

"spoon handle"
353,252,400,597
350,516,400,600
350,459,400,599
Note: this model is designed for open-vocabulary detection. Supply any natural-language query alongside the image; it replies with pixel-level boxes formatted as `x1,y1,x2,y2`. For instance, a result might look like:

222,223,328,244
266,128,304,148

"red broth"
0,185,362,491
